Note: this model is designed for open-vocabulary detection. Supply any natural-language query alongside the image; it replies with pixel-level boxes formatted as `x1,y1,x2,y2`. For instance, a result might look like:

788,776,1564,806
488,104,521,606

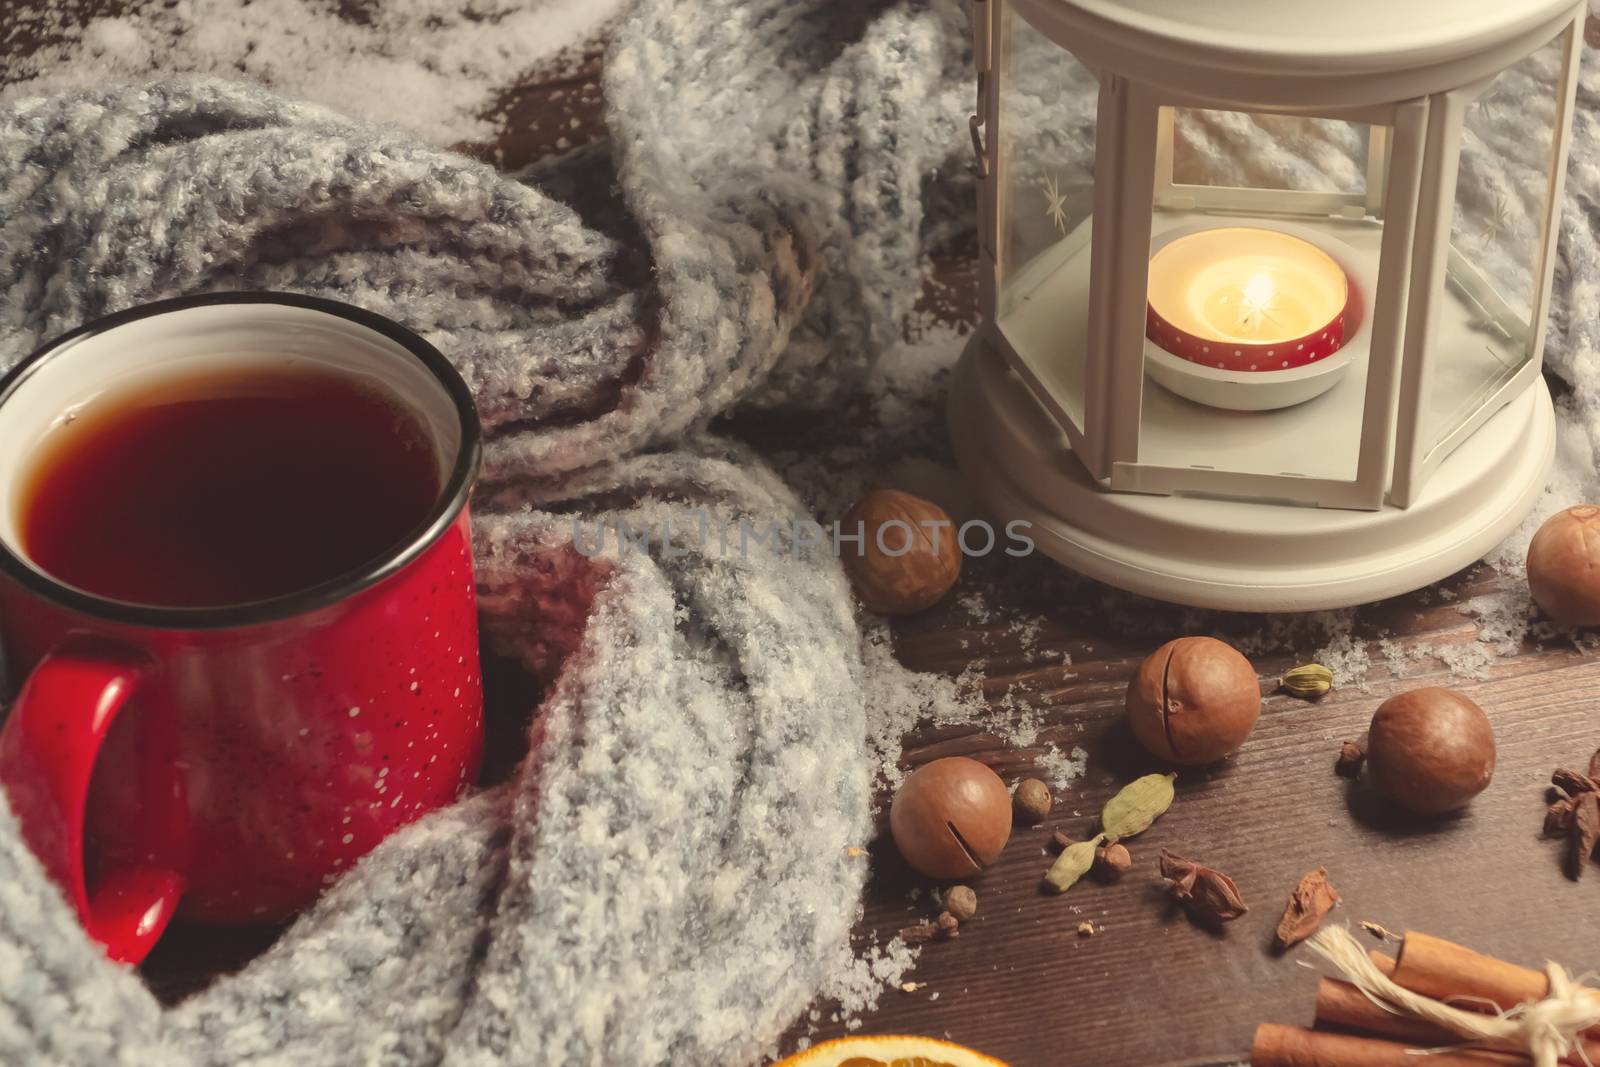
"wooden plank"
776,549,1600,1064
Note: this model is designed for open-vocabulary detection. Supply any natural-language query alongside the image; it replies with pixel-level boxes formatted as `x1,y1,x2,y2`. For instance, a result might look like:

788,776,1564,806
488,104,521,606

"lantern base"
949,335,1554,612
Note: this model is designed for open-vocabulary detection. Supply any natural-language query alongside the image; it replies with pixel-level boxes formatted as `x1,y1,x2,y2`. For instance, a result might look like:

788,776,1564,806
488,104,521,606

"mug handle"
0,640,186,963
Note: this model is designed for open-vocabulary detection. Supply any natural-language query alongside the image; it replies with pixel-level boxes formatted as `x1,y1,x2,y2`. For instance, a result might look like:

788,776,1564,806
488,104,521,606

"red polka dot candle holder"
1145,304,1351,372
1145,226,1356,372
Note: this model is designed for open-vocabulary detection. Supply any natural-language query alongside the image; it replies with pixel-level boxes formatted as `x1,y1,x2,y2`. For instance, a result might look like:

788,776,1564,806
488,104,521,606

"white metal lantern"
950,0,1587,610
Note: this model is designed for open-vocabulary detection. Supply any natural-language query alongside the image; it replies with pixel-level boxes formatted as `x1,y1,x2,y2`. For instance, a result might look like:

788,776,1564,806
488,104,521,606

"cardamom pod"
1043,833,1105,894
1100,772,1177,841
1280,663,1333,698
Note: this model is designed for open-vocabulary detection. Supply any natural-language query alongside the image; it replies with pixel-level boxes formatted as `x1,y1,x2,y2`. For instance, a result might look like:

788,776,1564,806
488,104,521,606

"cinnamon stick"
1386,932,1600,1038
1313,977,1460,1045
1251,1024,1526,1067
1314,978,1600,1065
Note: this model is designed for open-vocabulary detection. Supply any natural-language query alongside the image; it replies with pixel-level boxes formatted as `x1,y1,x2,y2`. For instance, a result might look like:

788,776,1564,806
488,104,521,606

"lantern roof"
1013,0,1578,109
1033,0,1574,76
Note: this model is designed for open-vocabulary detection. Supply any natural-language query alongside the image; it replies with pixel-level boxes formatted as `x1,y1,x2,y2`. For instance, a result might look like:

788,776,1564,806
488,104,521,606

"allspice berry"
1013,778,1052,824
1528,505,1600,625
1364,687,1496,815
889,757,1013,880
1126,637,1261,765
1093,842,1132,882
942,885,978,922
841,490,961,615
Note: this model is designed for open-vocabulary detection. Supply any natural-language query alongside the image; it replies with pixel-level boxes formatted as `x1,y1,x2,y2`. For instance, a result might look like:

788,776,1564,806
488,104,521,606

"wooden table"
5,8,1598,1067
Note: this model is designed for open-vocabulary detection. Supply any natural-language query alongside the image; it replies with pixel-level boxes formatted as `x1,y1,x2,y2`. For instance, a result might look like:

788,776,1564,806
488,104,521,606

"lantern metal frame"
951,0,1585,610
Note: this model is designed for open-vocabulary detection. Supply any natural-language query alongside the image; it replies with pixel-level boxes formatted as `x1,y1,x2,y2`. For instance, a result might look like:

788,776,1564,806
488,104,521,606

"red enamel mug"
0,293,484,963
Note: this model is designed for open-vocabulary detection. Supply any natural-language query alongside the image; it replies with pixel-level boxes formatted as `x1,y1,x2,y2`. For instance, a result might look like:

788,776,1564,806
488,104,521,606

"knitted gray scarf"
0,1,970,1064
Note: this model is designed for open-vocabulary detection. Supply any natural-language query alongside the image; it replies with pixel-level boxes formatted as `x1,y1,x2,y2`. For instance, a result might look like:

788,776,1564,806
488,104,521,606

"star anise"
1572,794,1600,880
1545,748,1600,880
1546,798,1578,838
1160,849,1248,929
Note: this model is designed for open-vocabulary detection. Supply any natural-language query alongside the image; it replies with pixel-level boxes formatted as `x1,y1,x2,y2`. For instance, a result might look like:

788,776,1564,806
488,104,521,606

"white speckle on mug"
378,767,389,778
348,707,361,717
341,833,354,844
298,728,310,737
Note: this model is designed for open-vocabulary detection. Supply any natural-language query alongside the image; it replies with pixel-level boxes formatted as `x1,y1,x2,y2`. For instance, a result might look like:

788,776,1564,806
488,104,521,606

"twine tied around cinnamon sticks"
1306,927,1600,1067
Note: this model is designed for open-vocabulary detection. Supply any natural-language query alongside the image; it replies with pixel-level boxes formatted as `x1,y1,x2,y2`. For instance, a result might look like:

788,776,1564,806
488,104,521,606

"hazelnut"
1364,687,1496,815
1126,637,1261,765
841,490,960,615
1528,506,1600,625
1093,842,1132,882
889,756,1013,880
942,885,978,922
1012,778,1052,824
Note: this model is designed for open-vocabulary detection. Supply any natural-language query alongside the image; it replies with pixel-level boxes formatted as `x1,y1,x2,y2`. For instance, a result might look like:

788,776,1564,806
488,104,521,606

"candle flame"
1233,270,1286,336
1242,272,1276,312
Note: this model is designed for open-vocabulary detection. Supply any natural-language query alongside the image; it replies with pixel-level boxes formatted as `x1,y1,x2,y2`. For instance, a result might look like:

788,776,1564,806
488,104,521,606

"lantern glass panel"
995,7,1098,431
1169,110,1375,199
1422,29,1567,457
1136,108,1390,494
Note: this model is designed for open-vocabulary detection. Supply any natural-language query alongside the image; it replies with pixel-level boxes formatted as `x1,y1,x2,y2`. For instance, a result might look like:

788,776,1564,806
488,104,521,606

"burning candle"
1146,227,1352,372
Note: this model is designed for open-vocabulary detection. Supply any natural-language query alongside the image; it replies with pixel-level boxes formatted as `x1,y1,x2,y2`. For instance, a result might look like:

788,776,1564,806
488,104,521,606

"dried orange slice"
773,1034,1009,1067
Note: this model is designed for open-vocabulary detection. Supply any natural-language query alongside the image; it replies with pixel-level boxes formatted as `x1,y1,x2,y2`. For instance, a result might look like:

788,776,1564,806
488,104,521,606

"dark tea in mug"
19,363,441,608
